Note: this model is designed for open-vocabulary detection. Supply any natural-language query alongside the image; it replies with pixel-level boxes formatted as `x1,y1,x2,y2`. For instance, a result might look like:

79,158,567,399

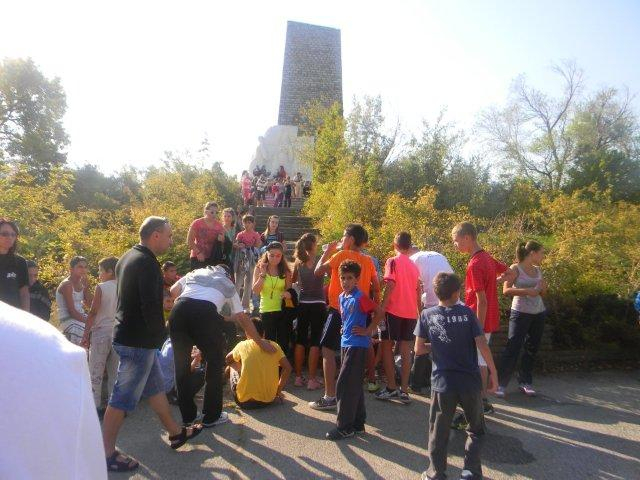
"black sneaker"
451,412,468,431
398,391,411,404
483,399,495,414
375,388,400,401
309,396,337,411
326,428,355,441
353,424,366,434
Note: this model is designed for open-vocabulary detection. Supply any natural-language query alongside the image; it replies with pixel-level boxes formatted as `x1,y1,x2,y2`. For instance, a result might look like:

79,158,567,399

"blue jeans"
109,343,166,412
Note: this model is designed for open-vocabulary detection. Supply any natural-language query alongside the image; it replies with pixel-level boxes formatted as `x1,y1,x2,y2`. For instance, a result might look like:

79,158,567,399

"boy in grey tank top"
82,257,119,413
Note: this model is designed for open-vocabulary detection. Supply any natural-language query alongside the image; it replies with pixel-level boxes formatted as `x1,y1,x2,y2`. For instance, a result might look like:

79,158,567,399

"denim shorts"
109,343,166,412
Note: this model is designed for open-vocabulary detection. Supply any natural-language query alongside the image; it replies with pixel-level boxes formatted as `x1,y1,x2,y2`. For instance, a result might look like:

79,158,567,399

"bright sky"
2,0,639,178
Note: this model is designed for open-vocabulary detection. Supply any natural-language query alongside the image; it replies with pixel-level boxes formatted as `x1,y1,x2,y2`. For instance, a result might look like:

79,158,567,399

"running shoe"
519,383,537,396
294,376,307,387
451,412,468,431
483,399,495,414
398,391,411,404
307,378,322,390
309,396,337,411
203,411,229,428
325,428,354,441
367,381,380,393
460,469,482,479
375,388,400,401
495,386,506,398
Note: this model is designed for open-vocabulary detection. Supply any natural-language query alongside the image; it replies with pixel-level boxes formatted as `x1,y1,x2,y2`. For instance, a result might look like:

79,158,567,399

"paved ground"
109,370,640,480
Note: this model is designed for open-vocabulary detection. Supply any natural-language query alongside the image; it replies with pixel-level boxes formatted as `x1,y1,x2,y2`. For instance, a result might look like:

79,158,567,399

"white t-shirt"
176,276,243,314
0,301,107,480
410,251,454,308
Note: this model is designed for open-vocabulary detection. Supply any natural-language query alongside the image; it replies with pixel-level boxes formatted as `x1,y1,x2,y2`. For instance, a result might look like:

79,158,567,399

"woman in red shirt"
186,202,225,271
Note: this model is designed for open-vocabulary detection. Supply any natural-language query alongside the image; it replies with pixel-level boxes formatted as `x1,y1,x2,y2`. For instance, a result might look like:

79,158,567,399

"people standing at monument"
235,215,262,310
81,256,119,415
187,202,226,270
26,260,51,321
102,217,202,473
255,175,268,207
56,256,92,346
0,218,30,311
284,177,293,208
375,232,421,404
253,242,293,356
414,272,498,480
293,172,303,199
310,224,380,411
291,233,327,389
451,222,513,429
325,259,383,440
241,171,253,206
169,264,275,427
497,241,547,398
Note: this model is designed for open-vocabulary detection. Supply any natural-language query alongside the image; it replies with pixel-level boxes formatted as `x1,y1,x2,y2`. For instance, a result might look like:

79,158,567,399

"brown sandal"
169,424,203,449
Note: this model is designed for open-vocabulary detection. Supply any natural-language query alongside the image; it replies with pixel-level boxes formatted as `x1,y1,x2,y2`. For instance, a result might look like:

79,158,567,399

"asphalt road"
108,370,640,480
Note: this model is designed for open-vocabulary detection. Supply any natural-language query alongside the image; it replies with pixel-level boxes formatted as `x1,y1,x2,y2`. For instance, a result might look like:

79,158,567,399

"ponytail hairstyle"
294,233,317,266
516,240,544,262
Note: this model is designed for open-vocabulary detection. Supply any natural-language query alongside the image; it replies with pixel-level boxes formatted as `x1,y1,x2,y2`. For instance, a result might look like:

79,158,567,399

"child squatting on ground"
414,272,498,480
325,259,383,440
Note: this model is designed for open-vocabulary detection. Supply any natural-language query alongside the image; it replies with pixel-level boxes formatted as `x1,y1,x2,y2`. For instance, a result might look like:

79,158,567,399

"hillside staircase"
254,195,319,252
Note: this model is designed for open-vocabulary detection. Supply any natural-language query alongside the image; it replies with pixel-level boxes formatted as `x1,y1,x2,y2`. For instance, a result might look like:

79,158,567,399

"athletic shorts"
295,302,327,347
380,313,417,342
478,333,492,367
319,307,341,352
109,343,166,412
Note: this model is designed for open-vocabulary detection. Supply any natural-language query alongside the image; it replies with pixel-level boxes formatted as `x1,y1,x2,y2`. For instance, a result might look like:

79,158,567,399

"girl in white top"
82,257,120,410
56,256,92,346
498,241,547,398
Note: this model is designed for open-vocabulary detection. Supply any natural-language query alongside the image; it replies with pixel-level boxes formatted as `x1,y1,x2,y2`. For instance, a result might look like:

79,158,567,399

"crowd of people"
241,165,307,208
1,201,612,479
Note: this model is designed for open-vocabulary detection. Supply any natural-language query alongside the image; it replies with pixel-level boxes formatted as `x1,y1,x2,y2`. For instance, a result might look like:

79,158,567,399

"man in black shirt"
27,260,51,321
102,217,202,472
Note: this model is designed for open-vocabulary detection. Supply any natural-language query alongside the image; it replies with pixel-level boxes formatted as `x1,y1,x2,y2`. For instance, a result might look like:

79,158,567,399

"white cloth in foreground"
0,301,107,480
410,251,454,308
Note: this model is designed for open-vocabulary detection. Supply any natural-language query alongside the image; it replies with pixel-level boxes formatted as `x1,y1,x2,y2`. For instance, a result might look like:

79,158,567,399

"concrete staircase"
254,195,319,251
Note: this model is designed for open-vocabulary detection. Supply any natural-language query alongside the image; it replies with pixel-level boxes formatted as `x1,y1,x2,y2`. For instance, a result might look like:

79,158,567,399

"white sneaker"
203,411,229,428
519,384,537,397
495,386,505,398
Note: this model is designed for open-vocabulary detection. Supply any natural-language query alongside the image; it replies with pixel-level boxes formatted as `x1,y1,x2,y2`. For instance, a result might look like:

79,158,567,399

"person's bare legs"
399,340,412,392
322,347,337,397
102,406,126,457
381,340,398,390
147,392,184,436
294,344,306,378
366,345,377,382
308,346,320,379
480,366,488,398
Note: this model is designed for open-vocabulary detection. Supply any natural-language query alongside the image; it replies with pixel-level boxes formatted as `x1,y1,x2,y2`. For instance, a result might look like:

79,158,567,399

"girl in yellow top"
253,242,293,355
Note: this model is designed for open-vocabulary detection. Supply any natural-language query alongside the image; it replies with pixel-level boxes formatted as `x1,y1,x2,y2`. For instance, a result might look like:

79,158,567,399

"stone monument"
250,21,343,179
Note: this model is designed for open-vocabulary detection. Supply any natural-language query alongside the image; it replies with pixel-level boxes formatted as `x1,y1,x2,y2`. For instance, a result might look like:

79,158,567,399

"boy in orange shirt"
309,224,380,411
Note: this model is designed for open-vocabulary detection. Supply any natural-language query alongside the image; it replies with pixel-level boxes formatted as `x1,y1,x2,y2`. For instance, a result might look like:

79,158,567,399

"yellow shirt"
231,340,284,403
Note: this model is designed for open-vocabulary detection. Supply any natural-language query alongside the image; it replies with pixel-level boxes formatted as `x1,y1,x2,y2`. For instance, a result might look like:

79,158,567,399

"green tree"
0,58,69,181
